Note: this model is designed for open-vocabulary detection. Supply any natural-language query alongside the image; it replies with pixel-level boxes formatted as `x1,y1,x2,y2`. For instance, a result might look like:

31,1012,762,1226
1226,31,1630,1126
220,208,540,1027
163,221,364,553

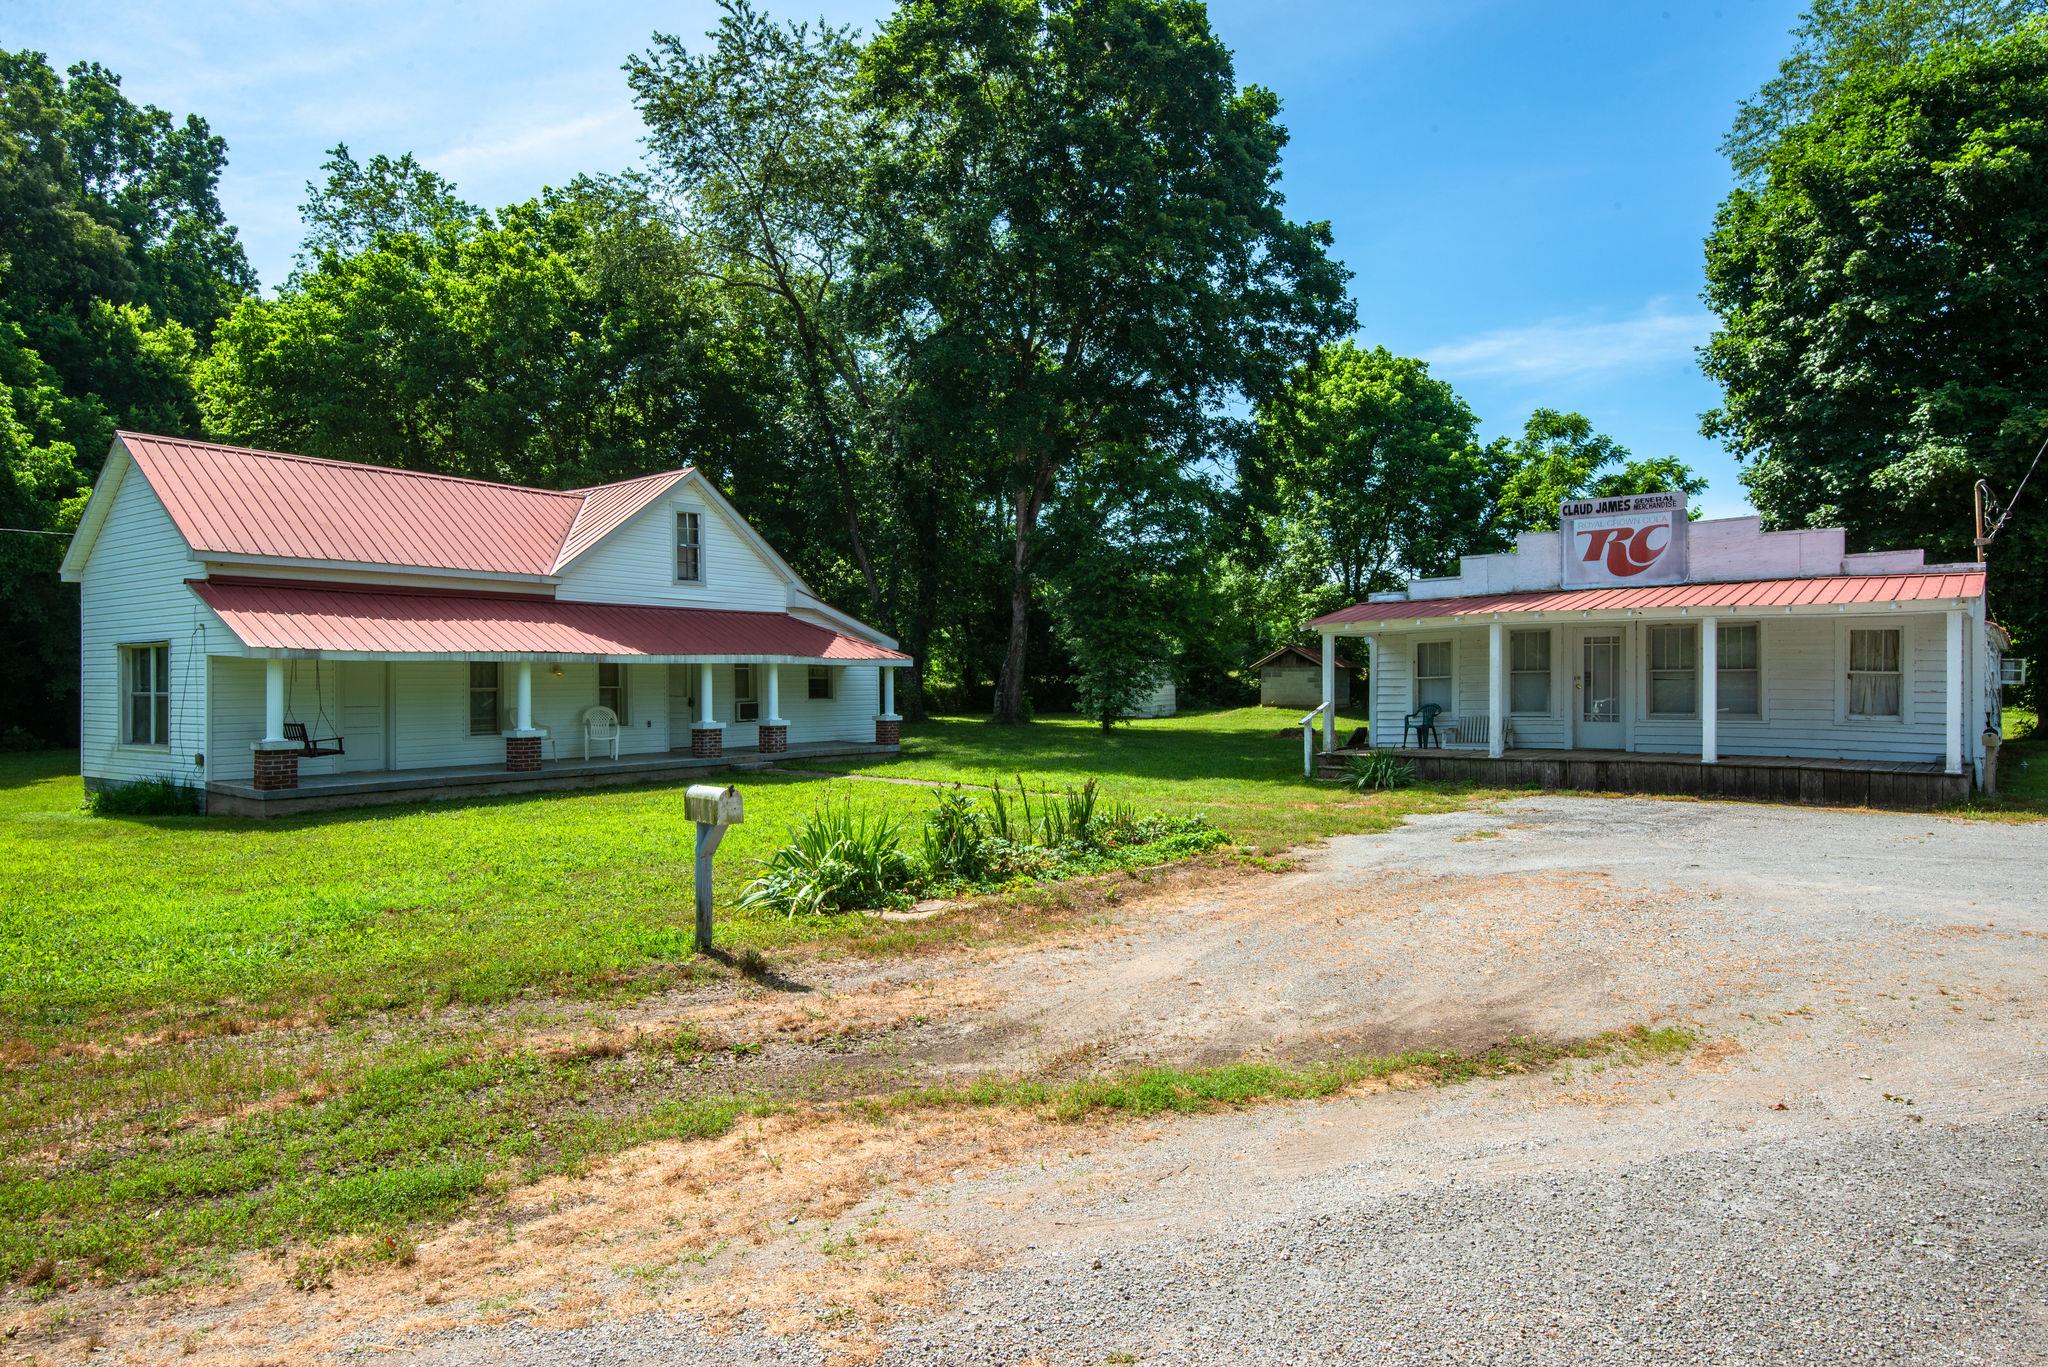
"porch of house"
206,738,895,818
1312,743,1967,809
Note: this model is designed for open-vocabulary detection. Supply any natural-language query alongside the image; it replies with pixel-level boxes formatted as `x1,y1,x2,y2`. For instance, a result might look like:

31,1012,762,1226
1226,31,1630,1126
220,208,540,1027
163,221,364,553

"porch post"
1946,608,1964,776
251,657,300,792
1365,634,1379,748
876,666,901,747
502,660,544,772
263,658,287,742
1486,620,1505,759
693,662,723,759
757,664,787,755
1319,631,1337,752
1700,617,1718,765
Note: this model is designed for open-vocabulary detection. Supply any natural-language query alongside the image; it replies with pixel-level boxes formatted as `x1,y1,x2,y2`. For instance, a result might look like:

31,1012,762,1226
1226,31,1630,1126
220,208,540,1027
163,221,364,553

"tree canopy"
1703,13,2048,688
0,51,248,743
850,0,1354,721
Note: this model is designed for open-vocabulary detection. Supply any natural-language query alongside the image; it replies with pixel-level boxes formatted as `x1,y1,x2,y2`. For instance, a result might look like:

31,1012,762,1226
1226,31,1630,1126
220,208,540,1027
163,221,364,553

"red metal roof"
118,432,705,579
191,580,908,662
554,469,691,571
1308,571,1985,628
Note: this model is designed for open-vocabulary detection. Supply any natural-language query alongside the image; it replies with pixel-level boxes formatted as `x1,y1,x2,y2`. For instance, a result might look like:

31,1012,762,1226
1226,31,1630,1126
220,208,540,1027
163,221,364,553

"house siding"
554,485,789,613
1361,613,1961,764
78,466,238,791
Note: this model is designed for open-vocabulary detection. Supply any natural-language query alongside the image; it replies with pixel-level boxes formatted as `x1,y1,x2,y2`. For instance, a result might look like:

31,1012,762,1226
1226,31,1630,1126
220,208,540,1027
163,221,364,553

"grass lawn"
0,705,1479,1284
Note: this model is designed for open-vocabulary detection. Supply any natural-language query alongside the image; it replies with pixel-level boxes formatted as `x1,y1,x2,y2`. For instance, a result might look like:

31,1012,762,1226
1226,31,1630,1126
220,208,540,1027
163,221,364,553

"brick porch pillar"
251,740,300,791
691,724,725,759
876,664,901,746
503,729,545,772
756,722,788,754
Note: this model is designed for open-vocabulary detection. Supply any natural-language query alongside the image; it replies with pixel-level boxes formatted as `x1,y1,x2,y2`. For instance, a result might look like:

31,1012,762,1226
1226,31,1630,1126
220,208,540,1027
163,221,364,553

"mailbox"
685,784,743,954
685,783,745,827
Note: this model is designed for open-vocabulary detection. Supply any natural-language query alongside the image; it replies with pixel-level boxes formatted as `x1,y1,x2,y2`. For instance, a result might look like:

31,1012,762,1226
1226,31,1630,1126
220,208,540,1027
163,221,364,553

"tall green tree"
1253,343,1494,622
853,0,1352,722
1723,0,2046,182
0,51,236,741
297,145,477,264
628,2,892,627
1702,16,2048,692
199,168,780,491
1490,408,1706,535
1042,443,1209,729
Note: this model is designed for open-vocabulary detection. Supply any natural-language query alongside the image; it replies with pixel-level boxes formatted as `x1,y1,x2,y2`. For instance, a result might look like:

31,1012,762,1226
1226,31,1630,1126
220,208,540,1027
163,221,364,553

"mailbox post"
684,783,745,952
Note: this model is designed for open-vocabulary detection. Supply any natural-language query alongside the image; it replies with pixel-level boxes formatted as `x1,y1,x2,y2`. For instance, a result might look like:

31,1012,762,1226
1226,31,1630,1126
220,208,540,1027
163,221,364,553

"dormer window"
675,510,703,583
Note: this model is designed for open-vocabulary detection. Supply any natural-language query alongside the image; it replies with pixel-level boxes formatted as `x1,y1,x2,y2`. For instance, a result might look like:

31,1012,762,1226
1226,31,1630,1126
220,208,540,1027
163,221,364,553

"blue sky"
17,0,1806,516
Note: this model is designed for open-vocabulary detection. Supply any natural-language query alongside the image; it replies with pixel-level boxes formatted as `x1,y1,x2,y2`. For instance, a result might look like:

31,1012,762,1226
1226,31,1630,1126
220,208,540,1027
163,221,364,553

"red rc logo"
1578,523,1671,578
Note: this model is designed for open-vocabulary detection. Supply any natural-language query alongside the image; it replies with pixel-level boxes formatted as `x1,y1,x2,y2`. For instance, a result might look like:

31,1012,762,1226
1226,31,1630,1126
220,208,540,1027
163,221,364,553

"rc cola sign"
1559,492,1687,588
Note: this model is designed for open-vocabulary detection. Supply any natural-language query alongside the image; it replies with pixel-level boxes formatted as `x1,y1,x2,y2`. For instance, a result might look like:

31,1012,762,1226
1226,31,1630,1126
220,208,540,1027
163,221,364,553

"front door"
1574,631,1625,750
338,661,387,771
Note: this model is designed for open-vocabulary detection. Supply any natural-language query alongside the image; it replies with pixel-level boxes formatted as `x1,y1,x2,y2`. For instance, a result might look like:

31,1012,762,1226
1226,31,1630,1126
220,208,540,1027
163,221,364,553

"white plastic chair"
581,705,620,761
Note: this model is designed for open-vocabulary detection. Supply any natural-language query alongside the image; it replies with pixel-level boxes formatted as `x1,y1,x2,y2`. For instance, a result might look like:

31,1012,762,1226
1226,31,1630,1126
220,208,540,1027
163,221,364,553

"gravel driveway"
111,798,2048,1364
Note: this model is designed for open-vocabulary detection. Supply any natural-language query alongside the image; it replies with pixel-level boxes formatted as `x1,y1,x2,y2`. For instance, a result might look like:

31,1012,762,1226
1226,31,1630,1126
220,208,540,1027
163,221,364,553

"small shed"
1122,671,1178,719
1253,644,1352,708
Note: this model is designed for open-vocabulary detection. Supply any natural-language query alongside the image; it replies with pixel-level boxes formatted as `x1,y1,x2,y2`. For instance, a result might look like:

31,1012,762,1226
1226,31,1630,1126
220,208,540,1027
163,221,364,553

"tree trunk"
992,484,1039,724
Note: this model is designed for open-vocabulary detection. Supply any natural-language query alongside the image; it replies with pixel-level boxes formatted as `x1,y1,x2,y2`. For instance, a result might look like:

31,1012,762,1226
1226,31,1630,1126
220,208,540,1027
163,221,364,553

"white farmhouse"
1305,493,2006,807
61,432,908,815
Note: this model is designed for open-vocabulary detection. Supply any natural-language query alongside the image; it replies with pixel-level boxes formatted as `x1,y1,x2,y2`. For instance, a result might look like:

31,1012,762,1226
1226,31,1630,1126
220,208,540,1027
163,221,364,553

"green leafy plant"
916,777,1226,891
738,802,913,917
918,787,993,883
85,777,197,817
1343,751,1416,792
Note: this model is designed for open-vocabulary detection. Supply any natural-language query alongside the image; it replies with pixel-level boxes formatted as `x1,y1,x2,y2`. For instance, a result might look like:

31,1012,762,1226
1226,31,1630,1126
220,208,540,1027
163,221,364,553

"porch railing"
1299,702,1329,778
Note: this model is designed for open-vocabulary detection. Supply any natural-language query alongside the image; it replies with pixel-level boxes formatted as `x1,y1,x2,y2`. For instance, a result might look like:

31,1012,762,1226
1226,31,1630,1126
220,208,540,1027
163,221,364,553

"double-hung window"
123,644,170,745
1847,627,1903,719
1716,624,1761,719
1509,630,1551,714
469,662,501,736
598,662,627,721
734,665,760,722
1414,641,1454,714
808,665,834,701
674,510,703,583
1647,625,1698,717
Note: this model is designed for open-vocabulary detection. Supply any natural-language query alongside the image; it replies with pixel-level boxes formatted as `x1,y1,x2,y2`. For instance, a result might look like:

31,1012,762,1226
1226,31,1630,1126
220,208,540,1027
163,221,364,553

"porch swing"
282,661,345,758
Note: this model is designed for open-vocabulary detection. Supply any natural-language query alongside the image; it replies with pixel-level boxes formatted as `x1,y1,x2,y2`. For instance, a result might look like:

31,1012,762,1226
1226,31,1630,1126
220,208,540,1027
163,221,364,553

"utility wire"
1986,427,2048,545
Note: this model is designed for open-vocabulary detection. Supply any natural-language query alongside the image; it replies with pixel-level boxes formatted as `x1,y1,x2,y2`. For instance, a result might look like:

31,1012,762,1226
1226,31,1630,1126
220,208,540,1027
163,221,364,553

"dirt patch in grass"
3,1028,1697,1365
10,1107,1108,1367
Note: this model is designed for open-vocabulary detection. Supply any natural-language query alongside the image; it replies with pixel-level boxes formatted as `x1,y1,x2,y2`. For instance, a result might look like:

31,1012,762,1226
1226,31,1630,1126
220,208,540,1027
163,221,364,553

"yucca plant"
1344,751,1417,792
739,802,913,917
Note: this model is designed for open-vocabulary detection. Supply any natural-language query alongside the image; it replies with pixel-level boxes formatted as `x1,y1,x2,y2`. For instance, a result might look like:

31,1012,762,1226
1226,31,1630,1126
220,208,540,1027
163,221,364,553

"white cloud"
428,108,637,183
1423,300,1715,385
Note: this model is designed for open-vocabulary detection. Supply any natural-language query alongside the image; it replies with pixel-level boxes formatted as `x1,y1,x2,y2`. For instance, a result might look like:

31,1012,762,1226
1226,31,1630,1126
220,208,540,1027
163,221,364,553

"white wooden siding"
77,467,238,789
1360,614,1958,763
554,487,789,612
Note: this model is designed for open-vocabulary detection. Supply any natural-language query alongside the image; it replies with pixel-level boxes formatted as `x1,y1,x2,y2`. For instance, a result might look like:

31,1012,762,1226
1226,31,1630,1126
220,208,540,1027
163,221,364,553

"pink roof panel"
121,433,584,576
554,469,691,571
1308,571,1985,628
191,580,907,662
